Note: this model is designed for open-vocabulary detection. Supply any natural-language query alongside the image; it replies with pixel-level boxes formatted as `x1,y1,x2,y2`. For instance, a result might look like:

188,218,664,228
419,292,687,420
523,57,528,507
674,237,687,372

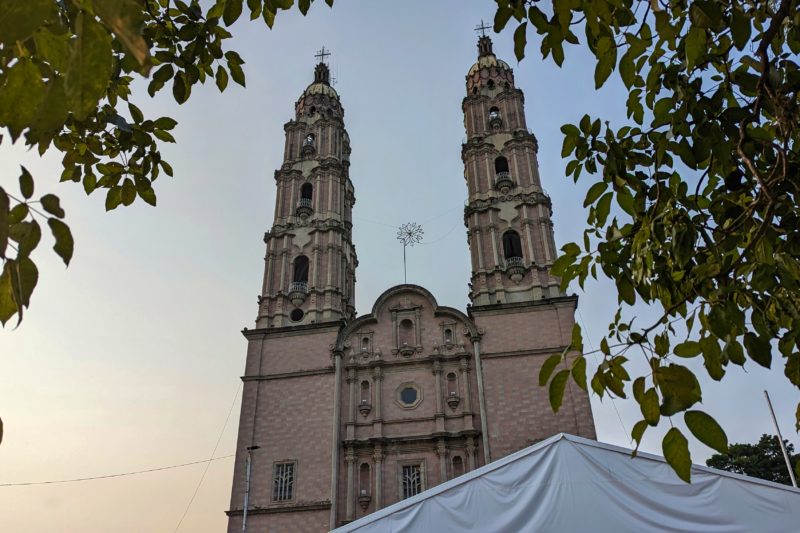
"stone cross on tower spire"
474,20,494,57
313,46,332,84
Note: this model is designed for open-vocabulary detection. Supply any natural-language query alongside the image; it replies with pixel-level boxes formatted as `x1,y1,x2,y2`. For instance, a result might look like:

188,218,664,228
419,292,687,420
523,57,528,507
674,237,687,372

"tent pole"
764,390,797,488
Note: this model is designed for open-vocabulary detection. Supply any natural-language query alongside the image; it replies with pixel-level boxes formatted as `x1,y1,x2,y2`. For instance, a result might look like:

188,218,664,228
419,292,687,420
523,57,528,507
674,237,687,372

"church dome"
467,54,511,76
304,81,339,99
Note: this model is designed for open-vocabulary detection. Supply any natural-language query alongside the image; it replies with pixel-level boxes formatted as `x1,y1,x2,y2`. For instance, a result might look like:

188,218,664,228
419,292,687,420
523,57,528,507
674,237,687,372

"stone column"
345,446,356,521
459,357,474,431
346,368,356,440
373,444,384,510
433,360,445,433
372,366,383,437
436,438,448,483
465,437,476,471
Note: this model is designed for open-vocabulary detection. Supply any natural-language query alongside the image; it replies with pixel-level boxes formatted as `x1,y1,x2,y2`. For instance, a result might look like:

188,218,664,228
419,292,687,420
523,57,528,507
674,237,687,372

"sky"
1,1,798,532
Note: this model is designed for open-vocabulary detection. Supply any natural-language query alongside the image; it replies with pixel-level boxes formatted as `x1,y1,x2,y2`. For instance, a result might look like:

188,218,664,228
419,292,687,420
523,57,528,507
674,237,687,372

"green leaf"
30,76,69,137
121,179,136,206
0,0,54,46
0,187,8,258
139,187,157,207
584,182,607,208
640,388,660,426
216,65,229,92
631,419,647,453
47,219,73,266
674,340,701,357
229,61,246,87
684,26,706,70
19,167,34,199
224,0,243,26
105,187,122,211
65,12,114,121
595,192,613,226
40,194,65,218
172,72,190,104
684,410,728,454
539,353,562,386
16,256,38,307
663,427,691,482
619,50,635,88
0,261,17,325
94,0,152,74
743,332,771,368
730,7,751,51
655,364,701,416
513,22,527,61
571,356,587,391
34,27,70,72
0,58,46,141
10,220,41,258
723,340,745,366
785,353,800,388
154,117,178,130
298,0,311,15
548,369,570,412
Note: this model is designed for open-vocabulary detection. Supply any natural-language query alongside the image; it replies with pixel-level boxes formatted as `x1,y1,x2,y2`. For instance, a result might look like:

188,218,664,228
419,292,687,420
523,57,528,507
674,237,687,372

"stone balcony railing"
296,197,313,218
505,256,526,282
494,171,514,193
288,281,309,306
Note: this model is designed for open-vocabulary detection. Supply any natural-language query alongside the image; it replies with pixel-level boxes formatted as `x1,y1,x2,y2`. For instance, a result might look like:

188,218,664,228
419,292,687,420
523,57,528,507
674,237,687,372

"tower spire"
474,20,494,57
314,46,331,84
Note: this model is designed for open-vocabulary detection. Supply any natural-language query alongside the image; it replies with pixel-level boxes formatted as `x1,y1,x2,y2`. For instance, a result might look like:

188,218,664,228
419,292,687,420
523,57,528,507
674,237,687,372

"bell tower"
258,48,357,328
463,32,596,461
462,35,561,306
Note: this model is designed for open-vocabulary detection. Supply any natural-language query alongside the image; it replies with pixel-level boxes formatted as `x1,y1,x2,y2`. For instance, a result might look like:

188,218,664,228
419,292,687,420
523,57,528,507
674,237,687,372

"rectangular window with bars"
272,462,295,502
401,464,423,500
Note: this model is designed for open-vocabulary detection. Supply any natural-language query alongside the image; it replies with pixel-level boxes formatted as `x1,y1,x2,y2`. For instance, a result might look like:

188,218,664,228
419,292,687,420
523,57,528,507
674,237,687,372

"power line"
577,308,630,442
174,382,242,532
0,455,235,487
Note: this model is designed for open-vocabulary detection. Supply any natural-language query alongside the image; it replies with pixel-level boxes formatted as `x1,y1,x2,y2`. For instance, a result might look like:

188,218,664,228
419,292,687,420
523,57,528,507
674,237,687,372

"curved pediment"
334,284,478,354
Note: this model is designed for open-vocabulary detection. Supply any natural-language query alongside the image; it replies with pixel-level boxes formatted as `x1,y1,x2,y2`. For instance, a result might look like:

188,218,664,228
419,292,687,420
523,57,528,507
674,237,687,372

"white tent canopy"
333,433,800,533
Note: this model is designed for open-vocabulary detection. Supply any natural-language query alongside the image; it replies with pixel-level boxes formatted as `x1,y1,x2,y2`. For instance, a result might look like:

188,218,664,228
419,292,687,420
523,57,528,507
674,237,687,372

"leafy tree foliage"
494,0,800,481
0,0,332,327
707,433,799,484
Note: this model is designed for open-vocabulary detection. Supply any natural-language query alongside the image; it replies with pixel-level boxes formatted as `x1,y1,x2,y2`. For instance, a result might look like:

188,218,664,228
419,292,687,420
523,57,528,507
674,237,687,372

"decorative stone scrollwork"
358,401,372,417
358,494,372,511
397,343,415,357
446,393,461,410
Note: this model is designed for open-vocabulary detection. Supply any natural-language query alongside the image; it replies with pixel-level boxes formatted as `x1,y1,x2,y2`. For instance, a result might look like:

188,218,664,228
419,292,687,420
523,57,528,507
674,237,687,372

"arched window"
304,133,315,146
494,156,509,174
361,337,370,353
488,106,500,119
309,106,316,115
293,255,309,283
359,463,371,496
399,319,414,346
300,182,313,201
502,231,523,260
360,380,370,404
446,372,458,397
487,80,495,90
452,456,464,478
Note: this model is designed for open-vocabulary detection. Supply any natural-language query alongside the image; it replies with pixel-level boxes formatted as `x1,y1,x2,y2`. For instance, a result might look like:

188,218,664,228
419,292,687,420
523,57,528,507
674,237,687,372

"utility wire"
577,308,630,442
0,455,235,487
174,382,242,532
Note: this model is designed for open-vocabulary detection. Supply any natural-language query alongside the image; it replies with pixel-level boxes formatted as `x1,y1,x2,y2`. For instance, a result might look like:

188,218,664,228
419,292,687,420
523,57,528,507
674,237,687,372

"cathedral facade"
226,37,595,532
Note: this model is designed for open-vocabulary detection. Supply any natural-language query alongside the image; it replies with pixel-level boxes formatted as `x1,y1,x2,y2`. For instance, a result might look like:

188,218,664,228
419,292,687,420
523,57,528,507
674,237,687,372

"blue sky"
1,2,797,531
